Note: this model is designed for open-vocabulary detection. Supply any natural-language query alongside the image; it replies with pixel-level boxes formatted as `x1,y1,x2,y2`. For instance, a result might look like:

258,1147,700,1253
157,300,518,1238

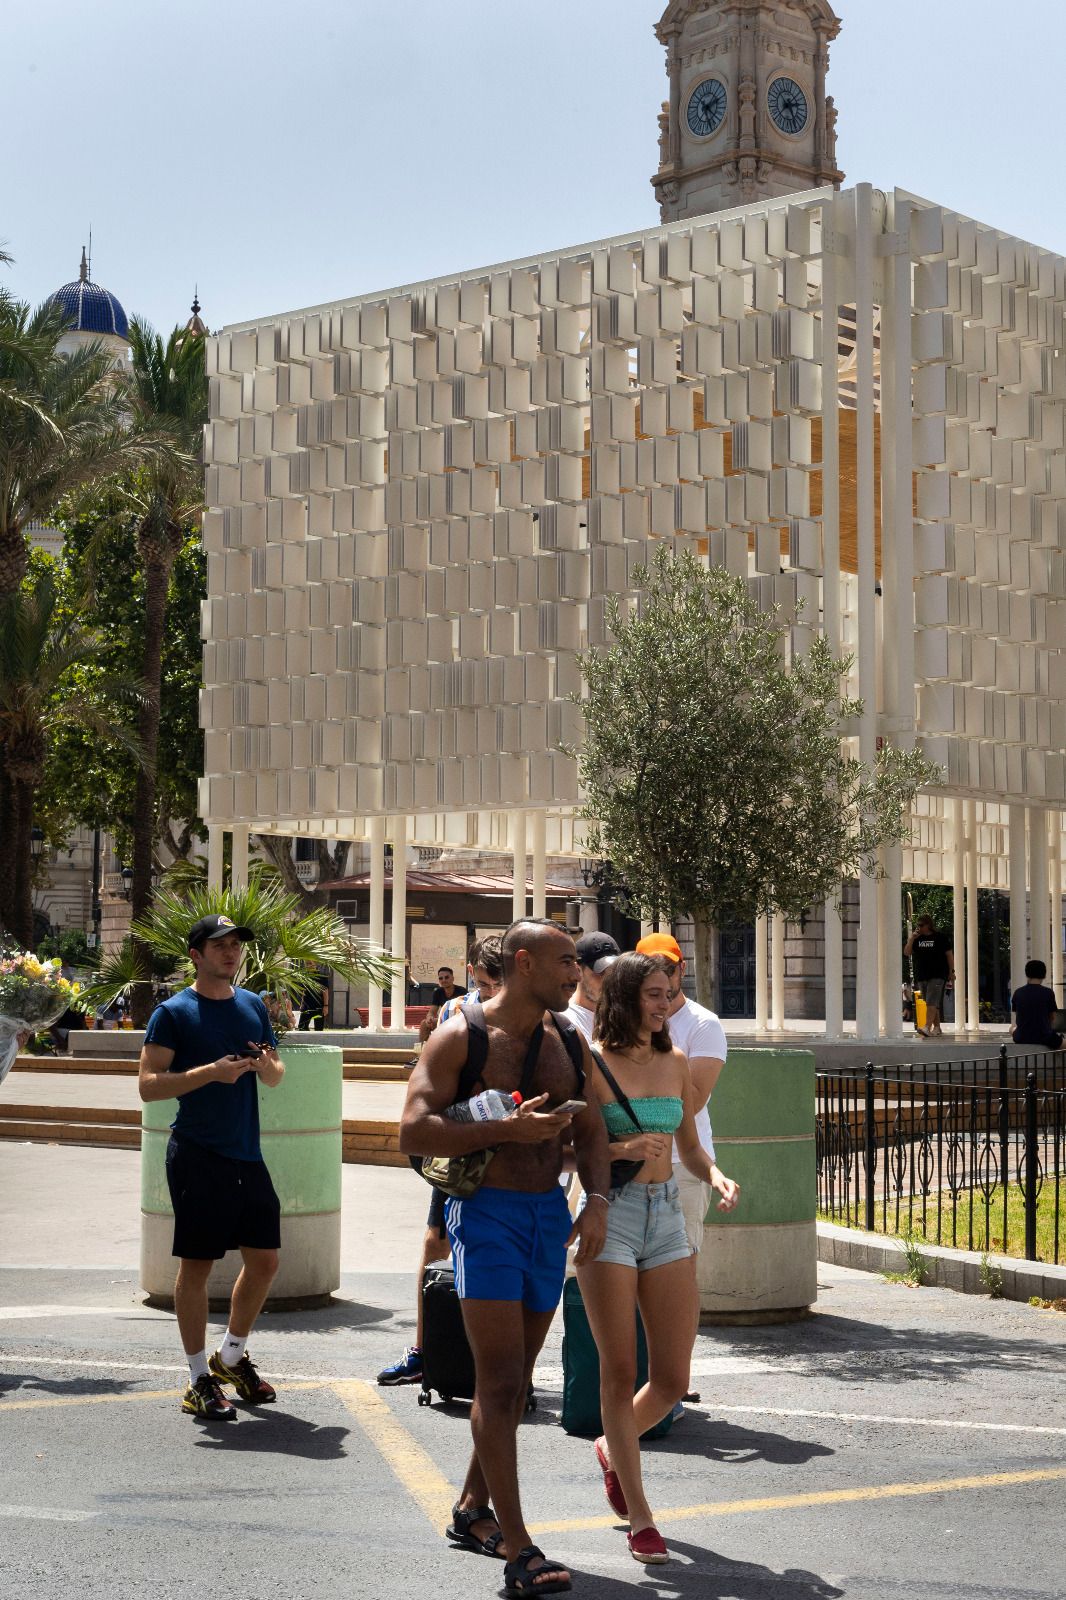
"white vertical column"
879,847,902,1036
511,810,527,924
207,826,225,891
824,896,843,1038
1008,804,1028,996
530,810,547,919
755,914,769,1033
855,182,880,1038
230,825,249,891
820,199,844,1042
770,914,785,1031
1029,809,1050,974
1052,815,1063,1001
965,800,980,1032
390,815,408,1031
368,816,386,1034
952,798,967,1035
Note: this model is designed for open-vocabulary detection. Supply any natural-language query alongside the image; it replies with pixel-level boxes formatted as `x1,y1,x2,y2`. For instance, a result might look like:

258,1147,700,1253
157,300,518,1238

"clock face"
686,78,727,138
768,76,809,135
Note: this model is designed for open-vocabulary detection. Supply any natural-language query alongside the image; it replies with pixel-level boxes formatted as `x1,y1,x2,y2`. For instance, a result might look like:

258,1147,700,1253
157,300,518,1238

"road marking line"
714,1404,1066,1438
0,1305,169,1321
333,1379,455,1531
0,1503,99,1523
0,1380,330,1413
529,1466,1066,1534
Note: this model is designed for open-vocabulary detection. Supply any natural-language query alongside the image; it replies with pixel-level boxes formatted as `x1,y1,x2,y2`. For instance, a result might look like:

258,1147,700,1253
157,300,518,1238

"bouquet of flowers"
0,952,85,1085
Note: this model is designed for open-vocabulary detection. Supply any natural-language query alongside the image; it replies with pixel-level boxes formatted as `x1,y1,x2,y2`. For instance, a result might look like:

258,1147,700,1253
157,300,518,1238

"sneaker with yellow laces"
209,1349,277,1404
181,1372,238,1420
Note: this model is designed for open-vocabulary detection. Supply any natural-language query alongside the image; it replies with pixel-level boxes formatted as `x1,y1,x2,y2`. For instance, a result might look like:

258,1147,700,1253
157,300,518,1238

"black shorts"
165,1134,281,1260
427,1186,447,1237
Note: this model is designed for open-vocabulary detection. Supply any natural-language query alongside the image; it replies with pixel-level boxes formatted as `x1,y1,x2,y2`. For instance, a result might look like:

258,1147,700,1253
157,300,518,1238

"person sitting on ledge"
1011,959,1064,1051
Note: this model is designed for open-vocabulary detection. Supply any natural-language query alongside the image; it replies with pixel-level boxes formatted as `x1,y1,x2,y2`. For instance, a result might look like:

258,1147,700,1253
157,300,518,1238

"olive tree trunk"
691,915,720,1012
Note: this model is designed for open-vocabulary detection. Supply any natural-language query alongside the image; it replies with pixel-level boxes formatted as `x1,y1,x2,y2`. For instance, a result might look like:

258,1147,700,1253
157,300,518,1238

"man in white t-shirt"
565,932,620,1042
635,931,727,1253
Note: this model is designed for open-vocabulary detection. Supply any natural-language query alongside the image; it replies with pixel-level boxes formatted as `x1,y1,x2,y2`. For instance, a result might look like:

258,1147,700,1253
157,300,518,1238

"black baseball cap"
188,913,256,951
575,932,621,974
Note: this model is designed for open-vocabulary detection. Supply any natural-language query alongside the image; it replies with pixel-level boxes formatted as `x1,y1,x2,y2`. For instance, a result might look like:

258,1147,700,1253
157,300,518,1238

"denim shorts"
590,1177,693,1272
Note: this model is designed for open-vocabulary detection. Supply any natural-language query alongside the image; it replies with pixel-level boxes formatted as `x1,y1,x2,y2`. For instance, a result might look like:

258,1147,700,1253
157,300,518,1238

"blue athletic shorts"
445,1184,573,1313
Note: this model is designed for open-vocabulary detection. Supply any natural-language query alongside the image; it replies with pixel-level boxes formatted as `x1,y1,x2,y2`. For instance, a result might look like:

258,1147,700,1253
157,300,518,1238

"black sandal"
446,1501,505,1558
504,1545,572,1595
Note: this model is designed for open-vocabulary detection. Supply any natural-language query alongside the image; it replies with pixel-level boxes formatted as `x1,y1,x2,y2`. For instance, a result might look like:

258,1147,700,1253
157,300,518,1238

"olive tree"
572,545,940,1007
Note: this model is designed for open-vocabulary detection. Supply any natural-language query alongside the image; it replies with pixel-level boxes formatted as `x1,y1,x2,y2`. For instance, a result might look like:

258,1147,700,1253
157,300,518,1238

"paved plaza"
1,1145,1065,1599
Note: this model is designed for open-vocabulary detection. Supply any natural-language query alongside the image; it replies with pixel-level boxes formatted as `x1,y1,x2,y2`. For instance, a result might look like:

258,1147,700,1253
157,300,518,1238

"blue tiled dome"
49,252,129,340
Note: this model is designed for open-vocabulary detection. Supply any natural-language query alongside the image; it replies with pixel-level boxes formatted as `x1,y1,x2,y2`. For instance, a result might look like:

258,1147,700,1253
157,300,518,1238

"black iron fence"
816,1046,1066,1266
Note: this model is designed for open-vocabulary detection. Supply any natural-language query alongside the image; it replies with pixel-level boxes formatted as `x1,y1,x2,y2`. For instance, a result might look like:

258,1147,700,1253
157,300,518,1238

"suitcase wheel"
441,1394,453,1405
417,1390,431,1407
524,1393,537,1414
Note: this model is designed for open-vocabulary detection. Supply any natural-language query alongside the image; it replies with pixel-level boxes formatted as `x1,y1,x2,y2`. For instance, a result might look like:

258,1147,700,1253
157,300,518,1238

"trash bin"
140,1039,343,1309
696,1046,816,1323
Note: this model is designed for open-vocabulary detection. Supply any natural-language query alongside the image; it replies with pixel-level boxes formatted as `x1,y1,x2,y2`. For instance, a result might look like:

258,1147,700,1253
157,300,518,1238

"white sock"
220,1330,247,1367
188,1350,209,1383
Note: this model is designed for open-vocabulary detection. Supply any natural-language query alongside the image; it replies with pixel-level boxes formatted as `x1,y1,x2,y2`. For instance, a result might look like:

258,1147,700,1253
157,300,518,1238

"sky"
6,1,1066,335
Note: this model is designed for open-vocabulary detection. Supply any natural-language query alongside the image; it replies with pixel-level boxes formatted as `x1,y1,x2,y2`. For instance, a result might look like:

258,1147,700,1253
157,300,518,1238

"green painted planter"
141,1040,343,1309
696,1047,817,1321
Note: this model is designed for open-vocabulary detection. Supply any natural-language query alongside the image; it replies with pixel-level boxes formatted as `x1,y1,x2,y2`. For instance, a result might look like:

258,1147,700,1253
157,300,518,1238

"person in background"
904,915,955,1039
298,969,330,1031
376,936,504,1387
431,966,466,1009
137,915,284,1421
565,932,621,1043
1011,959,1064,1050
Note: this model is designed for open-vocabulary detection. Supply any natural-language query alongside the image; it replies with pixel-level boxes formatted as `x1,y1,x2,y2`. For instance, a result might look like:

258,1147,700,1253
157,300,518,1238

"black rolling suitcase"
418,1263,476,1407
417,1263,536,1413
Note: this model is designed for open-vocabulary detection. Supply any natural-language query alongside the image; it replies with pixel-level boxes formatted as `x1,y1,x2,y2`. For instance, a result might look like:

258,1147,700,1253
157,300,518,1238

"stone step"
11,1054,412,1082
0,1119,141,1150
0,1106,405,1166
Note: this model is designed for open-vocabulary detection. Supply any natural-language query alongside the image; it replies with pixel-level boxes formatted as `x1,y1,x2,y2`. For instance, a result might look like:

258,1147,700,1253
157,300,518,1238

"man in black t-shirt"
904,915,955,1038
430,967,466,1009
1012,959,1063,1049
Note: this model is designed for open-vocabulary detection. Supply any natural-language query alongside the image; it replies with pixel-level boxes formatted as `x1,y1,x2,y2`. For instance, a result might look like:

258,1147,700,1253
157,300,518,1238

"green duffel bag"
559,1277,674,1441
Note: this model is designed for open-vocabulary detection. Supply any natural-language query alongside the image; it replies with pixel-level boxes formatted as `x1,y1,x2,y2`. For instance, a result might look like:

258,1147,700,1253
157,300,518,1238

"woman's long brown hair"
594,953,673,1053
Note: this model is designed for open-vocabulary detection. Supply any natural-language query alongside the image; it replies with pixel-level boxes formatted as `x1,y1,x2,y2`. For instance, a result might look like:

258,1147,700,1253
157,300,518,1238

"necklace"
616,1047,656,1067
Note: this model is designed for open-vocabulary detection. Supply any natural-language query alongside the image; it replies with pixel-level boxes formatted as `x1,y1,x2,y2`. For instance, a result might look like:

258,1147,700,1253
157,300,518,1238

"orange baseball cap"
636,932,682,963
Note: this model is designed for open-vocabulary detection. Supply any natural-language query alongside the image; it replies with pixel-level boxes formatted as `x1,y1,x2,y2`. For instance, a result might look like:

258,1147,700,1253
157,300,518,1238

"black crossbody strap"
548,1010,586,1092
517,1022,545,1100
591,1050,644,1133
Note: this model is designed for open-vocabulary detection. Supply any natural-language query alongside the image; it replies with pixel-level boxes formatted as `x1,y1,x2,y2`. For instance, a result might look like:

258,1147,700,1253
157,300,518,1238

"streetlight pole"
90,827,102,950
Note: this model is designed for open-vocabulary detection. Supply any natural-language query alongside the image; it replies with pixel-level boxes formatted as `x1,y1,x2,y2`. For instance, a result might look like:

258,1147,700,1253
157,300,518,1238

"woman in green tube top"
576,952,738,1566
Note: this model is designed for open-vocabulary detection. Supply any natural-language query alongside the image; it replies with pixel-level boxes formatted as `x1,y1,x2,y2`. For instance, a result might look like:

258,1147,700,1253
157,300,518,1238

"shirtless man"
400,919,610,1596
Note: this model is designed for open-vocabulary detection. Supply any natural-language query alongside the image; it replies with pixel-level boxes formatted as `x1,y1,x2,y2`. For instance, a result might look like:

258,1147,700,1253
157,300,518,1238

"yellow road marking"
529,1466,1066,1534
0,1379,330,1413
333,1379,456,1531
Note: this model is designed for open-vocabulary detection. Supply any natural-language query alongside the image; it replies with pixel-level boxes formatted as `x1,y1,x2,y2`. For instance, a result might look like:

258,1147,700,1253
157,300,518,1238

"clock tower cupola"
653,1,844,221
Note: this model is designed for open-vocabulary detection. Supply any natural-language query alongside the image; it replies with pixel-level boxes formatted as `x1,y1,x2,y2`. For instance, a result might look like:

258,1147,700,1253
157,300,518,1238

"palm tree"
121,317,208,1019
0,293,150,597
78,868,398,1020
0,568,144,945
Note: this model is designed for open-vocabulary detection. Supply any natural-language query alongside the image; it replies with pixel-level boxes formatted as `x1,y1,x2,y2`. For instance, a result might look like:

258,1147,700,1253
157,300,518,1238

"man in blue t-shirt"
139,913,285,1421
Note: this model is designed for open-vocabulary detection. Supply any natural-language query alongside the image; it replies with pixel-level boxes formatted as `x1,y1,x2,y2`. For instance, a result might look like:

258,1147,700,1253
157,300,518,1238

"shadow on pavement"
548,1536,843,1600
0,1371,147,1399
654,1411,836,1467
711,1310,1066,1386
192,1407,350,1460
257,1299,392,1332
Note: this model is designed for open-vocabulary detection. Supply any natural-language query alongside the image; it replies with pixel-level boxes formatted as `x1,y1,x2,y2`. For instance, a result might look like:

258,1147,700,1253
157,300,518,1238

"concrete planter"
697,1046,817,1323
140,1040,343,1310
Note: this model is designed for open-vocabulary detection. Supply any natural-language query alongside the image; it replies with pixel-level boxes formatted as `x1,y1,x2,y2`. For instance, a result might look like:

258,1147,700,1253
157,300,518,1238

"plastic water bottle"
447,1088,523,1124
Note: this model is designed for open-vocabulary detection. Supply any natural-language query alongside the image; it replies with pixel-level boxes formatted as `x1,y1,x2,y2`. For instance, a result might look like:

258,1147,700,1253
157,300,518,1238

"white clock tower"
652,0,844,221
